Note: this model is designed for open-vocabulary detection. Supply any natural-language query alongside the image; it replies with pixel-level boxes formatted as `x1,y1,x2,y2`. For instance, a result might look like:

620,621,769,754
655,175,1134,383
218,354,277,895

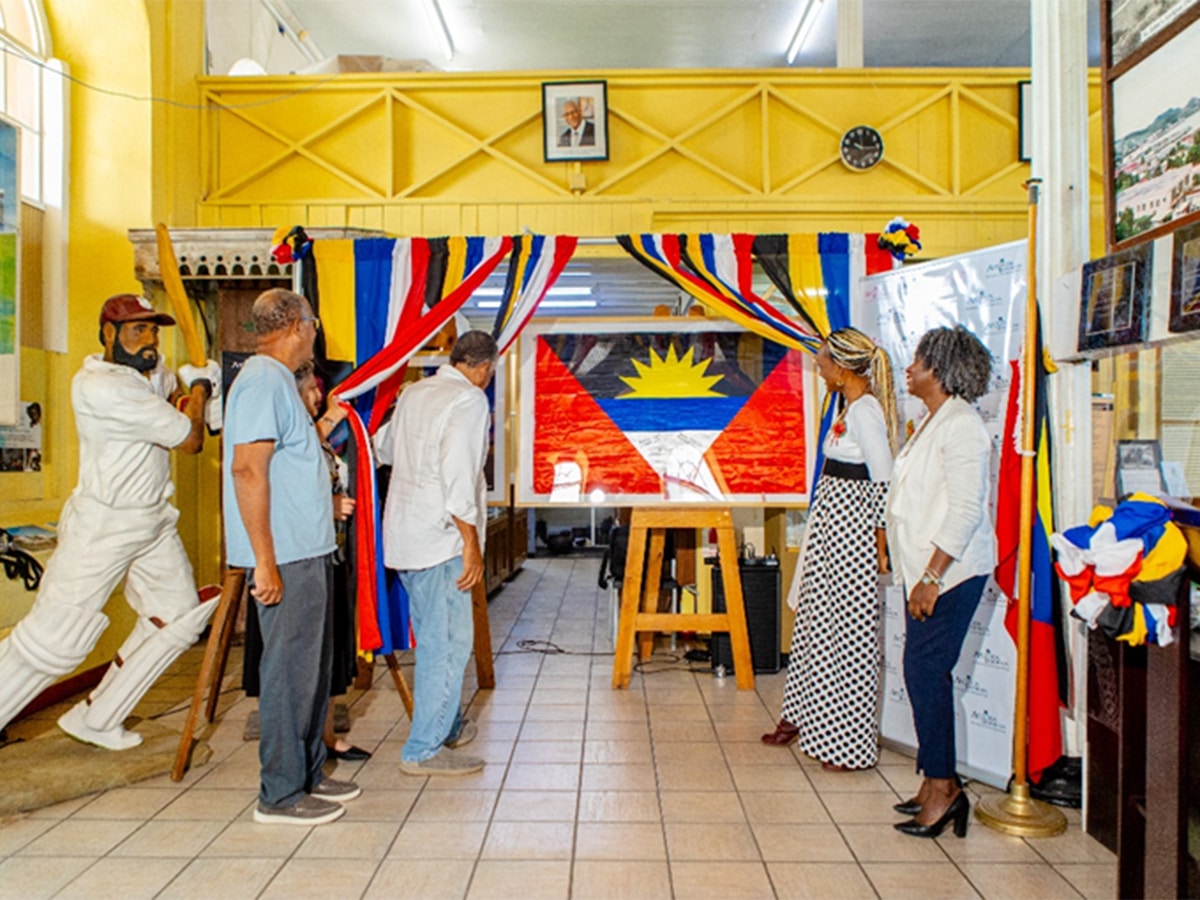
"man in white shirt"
383,330,496,775
0,294,218,750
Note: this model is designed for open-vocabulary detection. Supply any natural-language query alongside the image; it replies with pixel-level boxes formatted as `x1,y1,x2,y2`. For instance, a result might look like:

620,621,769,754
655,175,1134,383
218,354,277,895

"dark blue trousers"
903,575,987,779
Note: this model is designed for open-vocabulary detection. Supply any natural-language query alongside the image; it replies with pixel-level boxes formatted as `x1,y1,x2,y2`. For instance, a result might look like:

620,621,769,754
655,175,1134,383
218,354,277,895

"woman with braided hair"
762,327,899,772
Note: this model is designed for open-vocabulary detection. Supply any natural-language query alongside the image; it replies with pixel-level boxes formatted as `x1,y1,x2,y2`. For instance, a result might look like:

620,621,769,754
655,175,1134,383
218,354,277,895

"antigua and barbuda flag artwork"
517,319,812,505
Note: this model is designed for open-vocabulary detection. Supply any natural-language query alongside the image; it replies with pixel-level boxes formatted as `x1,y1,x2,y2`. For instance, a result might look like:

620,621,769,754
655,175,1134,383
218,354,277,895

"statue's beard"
113,340,158,373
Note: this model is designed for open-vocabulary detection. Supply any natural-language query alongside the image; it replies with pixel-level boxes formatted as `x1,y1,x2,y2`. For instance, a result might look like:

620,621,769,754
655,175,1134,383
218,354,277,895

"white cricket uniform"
0,355,215,741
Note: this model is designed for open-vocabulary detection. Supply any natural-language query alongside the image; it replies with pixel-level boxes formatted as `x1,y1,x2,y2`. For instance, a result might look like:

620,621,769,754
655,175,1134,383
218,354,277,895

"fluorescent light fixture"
786,0,824,64
418,0,454,61
474,286,593,298
476,299,597,310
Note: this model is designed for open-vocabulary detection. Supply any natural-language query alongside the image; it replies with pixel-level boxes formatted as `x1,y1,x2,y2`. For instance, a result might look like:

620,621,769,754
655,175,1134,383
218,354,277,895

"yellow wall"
0,0,157,670
193,69,1106,260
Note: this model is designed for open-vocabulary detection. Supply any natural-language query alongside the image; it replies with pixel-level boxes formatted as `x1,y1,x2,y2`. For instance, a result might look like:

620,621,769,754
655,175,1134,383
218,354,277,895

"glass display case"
1085,341,1200,898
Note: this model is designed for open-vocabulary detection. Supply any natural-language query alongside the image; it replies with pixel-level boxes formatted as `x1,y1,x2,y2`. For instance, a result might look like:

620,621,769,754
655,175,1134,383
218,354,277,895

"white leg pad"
80,597,218,734
0,603,109,732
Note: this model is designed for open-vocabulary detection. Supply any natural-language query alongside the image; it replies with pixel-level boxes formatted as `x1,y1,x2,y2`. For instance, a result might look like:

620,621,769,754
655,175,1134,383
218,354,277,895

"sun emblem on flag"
617,345,725,398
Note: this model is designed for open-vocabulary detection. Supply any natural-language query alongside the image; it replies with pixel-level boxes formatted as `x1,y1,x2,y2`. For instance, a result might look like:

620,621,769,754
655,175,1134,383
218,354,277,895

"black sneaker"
311,777,361,802
253,795,344,826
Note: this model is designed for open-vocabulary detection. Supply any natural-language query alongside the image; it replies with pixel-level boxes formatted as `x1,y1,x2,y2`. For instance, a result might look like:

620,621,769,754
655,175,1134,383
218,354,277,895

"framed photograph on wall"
1018,80,1033,163
1169,219,1200,332
1078,241,1153,352
1109,0,1199,69
1115,438,1165,497
1101,0,1200,251
542,80,609,163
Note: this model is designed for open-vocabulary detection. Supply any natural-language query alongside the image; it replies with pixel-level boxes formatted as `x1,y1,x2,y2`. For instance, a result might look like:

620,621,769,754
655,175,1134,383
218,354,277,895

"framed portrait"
1018,80,1033,163
1115,438,1165,497
1078,242,1152,352
517,318,816,506
1101,0,1200,251
542,80,609,163
1169,219,1200,332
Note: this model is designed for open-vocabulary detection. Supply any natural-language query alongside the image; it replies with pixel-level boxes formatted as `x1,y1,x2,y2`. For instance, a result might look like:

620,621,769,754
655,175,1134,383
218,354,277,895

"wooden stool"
612,507,754,690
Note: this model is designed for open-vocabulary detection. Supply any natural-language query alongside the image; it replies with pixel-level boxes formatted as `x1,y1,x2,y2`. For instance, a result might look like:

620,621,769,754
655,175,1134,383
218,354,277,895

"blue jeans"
903,575,987,780
255,554,333,807
400,556,473,763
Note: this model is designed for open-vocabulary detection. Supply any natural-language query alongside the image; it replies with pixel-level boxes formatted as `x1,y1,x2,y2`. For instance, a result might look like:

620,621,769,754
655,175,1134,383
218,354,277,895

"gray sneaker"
254,795,344,826
311,777,361,802
399,746,485,776
444,720,477,749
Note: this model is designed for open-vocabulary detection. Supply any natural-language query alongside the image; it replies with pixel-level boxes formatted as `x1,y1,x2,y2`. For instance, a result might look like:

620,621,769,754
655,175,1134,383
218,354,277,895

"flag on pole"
994,317,1066,781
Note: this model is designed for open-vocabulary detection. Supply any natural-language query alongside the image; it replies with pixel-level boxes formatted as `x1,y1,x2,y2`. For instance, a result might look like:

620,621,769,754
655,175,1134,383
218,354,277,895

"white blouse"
823,393,893,482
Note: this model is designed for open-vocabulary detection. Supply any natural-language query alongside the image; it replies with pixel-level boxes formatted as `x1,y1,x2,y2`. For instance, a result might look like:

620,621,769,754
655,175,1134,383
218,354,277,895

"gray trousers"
253,554,333,808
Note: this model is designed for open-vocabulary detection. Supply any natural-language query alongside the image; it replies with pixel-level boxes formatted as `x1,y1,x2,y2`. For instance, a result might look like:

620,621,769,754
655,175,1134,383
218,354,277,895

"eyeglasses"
299,316,321,332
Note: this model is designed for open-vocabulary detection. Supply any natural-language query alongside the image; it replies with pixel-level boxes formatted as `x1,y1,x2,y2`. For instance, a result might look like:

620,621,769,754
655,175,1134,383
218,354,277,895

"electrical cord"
497,639,612,657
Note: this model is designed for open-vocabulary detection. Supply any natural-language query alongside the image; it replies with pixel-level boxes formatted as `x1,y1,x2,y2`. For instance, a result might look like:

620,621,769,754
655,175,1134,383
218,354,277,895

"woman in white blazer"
885,325,995,840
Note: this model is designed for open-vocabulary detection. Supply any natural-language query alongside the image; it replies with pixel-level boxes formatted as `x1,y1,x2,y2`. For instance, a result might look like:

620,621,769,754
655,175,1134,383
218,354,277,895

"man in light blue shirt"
223,288,360,826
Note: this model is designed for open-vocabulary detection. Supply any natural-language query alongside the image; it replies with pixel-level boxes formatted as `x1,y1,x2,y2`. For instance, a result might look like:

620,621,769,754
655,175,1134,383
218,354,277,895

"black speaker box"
710,561,781,674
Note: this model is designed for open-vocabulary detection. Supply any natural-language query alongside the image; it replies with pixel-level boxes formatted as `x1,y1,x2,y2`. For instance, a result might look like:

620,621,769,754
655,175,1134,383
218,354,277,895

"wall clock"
840,125,884,171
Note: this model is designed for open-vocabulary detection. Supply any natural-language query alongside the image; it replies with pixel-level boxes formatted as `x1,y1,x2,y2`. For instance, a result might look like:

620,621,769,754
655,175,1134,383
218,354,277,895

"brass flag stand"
975,179,1067,838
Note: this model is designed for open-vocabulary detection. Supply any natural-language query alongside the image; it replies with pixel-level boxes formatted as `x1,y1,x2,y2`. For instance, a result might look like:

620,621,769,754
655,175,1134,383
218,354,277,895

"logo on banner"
963,289,1006,310
888,685,909,704
968,619,991,638
985,257,1019,277
973,646,1012,671
953,673,989,698
980,315,1009,336
969,708,1009,733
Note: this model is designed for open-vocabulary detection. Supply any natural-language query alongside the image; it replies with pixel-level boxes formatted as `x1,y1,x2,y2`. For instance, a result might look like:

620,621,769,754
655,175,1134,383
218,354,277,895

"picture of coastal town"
1111,16,1200,243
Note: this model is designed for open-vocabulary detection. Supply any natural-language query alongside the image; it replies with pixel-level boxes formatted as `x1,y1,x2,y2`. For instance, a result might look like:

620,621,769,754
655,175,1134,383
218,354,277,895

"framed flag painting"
517,318,815,506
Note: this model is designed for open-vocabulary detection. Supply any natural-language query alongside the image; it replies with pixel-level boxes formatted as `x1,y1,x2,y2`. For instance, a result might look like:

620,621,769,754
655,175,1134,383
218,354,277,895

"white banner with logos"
855,239,1027,789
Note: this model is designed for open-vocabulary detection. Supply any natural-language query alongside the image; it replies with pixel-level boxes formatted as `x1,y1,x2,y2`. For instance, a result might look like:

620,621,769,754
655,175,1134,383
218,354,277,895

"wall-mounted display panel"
1169,219,1200,332
1103,0,1200,250
1078,241,1153,351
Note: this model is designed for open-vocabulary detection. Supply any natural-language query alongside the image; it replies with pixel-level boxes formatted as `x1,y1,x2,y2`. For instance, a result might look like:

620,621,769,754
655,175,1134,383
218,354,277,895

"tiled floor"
0,556,1115,899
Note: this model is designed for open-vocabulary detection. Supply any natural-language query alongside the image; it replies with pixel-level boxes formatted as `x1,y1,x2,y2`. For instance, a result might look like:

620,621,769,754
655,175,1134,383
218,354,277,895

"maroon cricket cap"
99,294,176,328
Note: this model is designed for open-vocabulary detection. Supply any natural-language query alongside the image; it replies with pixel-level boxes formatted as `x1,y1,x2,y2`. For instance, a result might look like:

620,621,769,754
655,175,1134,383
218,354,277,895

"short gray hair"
252,288,308,336
914,325,992,402
450,330,499,368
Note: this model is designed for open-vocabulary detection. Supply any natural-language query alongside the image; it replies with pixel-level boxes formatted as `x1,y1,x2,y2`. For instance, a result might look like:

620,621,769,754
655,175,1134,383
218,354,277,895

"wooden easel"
171,569,495,781
612,507,754,690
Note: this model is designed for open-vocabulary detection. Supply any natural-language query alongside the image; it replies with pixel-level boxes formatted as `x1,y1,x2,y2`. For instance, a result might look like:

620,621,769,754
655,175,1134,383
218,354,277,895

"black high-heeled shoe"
893,790,969,839
893,774,963,816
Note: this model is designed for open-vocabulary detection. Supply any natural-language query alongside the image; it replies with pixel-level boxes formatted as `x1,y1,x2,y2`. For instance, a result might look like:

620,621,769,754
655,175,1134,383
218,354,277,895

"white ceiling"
208,0,1101,76
205,0,1100,320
